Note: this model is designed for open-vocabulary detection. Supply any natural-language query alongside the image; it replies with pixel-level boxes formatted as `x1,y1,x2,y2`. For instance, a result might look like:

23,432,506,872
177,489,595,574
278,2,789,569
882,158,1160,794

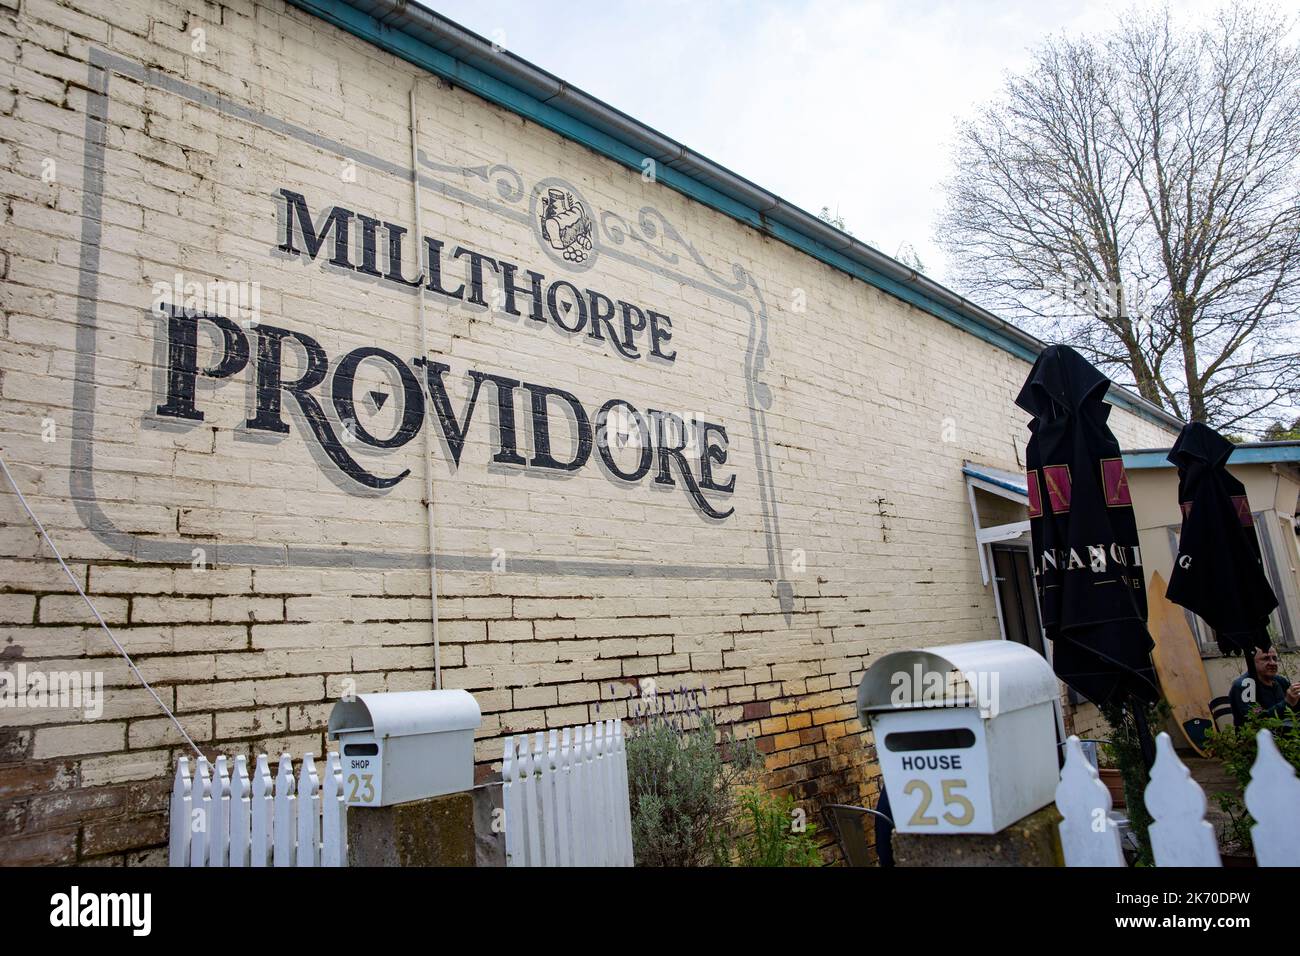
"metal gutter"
962,463,1029,498
1123,442,1300,470
288,0,1184,434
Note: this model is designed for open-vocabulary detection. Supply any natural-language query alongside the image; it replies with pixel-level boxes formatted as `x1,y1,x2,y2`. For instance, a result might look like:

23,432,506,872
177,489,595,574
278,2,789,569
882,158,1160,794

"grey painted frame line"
68,47,780,584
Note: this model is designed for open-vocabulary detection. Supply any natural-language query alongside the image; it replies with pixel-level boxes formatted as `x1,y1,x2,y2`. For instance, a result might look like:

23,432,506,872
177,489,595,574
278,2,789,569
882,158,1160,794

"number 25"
903,778,975,826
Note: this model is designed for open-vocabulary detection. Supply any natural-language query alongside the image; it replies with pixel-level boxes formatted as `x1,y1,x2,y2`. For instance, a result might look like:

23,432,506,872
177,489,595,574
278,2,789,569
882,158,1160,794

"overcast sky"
426,0,1230,288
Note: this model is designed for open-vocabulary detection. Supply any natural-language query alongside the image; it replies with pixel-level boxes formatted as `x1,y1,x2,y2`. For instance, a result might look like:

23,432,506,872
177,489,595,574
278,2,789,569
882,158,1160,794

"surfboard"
1148,570,1216,755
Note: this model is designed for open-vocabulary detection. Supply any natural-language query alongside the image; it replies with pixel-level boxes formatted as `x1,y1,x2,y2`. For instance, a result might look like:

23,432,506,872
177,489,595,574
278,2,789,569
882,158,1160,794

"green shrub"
625,705,761,867
1203,710,1300,852
728,787,822,867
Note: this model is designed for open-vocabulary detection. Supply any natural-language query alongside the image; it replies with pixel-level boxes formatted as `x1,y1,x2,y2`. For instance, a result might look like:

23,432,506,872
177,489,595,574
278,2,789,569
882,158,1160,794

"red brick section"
721,688,885,865
0,761,77,803
741,701,771,721
0,728,31,764
82,812,169,858
0,752,173,866
1,829,80,866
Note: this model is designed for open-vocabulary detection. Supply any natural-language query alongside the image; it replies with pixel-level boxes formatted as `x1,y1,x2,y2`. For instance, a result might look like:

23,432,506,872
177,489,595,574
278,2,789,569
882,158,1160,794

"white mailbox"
327,689,480,807
857,640,1058,835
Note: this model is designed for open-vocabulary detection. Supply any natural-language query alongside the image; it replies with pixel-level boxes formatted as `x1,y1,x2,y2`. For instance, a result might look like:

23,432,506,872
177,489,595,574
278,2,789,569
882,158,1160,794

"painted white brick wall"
0,0,1179,863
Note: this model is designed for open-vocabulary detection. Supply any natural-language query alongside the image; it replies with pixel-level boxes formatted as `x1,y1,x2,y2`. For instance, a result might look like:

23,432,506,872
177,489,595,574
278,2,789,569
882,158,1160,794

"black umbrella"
1015,346,1160,715
1166,422,1277,676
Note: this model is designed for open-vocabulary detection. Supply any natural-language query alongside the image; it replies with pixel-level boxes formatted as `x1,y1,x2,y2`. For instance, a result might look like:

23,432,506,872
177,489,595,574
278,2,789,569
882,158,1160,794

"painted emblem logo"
540,187,594,263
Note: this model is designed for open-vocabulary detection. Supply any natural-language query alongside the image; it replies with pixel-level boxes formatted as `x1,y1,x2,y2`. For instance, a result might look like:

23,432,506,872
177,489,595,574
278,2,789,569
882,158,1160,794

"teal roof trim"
1123,443,1300,470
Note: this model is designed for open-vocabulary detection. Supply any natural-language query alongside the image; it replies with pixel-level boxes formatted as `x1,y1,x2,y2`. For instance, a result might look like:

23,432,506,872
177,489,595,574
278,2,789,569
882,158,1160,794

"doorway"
991,540,1067,754
991,542,1045,657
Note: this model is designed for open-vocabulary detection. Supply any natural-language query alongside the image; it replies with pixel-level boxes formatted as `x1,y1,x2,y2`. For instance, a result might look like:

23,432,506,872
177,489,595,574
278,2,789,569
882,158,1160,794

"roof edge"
1123,442,1300,470
286,0,1184,434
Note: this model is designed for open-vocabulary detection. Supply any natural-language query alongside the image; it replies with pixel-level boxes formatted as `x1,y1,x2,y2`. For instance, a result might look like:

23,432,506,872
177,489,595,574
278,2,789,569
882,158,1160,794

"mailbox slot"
883,728,976,752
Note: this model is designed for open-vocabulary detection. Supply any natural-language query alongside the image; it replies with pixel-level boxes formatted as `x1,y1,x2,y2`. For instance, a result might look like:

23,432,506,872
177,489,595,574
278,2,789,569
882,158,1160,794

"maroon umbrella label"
1026,469,1043,518
1101,458,1133,507
1043,464,1072,513
1232,495,1254,527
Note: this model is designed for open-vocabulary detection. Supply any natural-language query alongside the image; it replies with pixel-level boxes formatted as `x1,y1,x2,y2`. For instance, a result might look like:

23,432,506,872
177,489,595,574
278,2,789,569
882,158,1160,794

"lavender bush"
624,688,762,867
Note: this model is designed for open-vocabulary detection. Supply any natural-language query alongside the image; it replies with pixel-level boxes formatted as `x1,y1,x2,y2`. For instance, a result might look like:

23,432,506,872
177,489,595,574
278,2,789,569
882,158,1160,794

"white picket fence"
169,752,347,867
1057,730,1300,866
502,718,634,867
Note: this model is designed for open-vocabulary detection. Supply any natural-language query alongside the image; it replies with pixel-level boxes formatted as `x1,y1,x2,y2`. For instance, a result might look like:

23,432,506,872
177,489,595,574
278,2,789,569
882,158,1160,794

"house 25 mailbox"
857,640,1058,834
327,689,481,807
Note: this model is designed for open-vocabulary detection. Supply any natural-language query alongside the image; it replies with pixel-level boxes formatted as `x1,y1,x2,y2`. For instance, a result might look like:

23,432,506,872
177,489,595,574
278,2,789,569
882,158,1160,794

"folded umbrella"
1015,345,1160,709
1165,421,1277,661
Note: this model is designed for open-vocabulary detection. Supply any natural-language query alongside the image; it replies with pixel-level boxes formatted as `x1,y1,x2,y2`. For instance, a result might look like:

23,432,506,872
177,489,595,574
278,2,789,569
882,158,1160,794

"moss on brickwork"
893,804,1065,867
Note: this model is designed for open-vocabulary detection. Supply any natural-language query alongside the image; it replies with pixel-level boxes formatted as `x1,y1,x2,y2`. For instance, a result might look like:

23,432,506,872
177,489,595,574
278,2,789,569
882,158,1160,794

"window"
1254,513,1296,648
1164,515,1296,654
1164,525,1218,654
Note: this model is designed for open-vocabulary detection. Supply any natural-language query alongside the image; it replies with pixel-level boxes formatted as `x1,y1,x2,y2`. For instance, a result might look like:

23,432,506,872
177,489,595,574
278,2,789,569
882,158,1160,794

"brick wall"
0,0,1180,864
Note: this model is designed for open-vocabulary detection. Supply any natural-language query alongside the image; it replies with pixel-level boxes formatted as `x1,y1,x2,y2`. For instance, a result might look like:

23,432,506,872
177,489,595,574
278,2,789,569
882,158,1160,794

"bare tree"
938,5,1300,431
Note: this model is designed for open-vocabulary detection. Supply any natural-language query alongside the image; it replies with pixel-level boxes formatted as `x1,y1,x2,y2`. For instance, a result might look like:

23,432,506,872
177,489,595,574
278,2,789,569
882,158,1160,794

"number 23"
347,772,375,804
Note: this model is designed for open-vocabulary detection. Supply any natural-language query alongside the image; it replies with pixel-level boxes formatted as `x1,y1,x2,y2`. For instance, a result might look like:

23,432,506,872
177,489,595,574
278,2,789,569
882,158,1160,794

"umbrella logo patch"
1232,496,1254,527
1026,470,1043,518
1101,458,1132,507
1042,464,1072,513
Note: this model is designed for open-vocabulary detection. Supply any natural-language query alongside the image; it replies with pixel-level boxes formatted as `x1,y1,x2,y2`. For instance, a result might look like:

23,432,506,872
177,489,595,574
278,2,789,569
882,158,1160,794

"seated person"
1229,646,1300,727
874,786,894,868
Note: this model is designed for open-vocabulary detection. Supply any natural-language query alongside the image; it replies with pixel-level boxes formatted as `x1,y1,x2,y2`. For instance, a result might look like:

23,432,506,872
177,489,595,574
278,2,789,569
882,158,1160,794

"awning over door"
964,462,1031,585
